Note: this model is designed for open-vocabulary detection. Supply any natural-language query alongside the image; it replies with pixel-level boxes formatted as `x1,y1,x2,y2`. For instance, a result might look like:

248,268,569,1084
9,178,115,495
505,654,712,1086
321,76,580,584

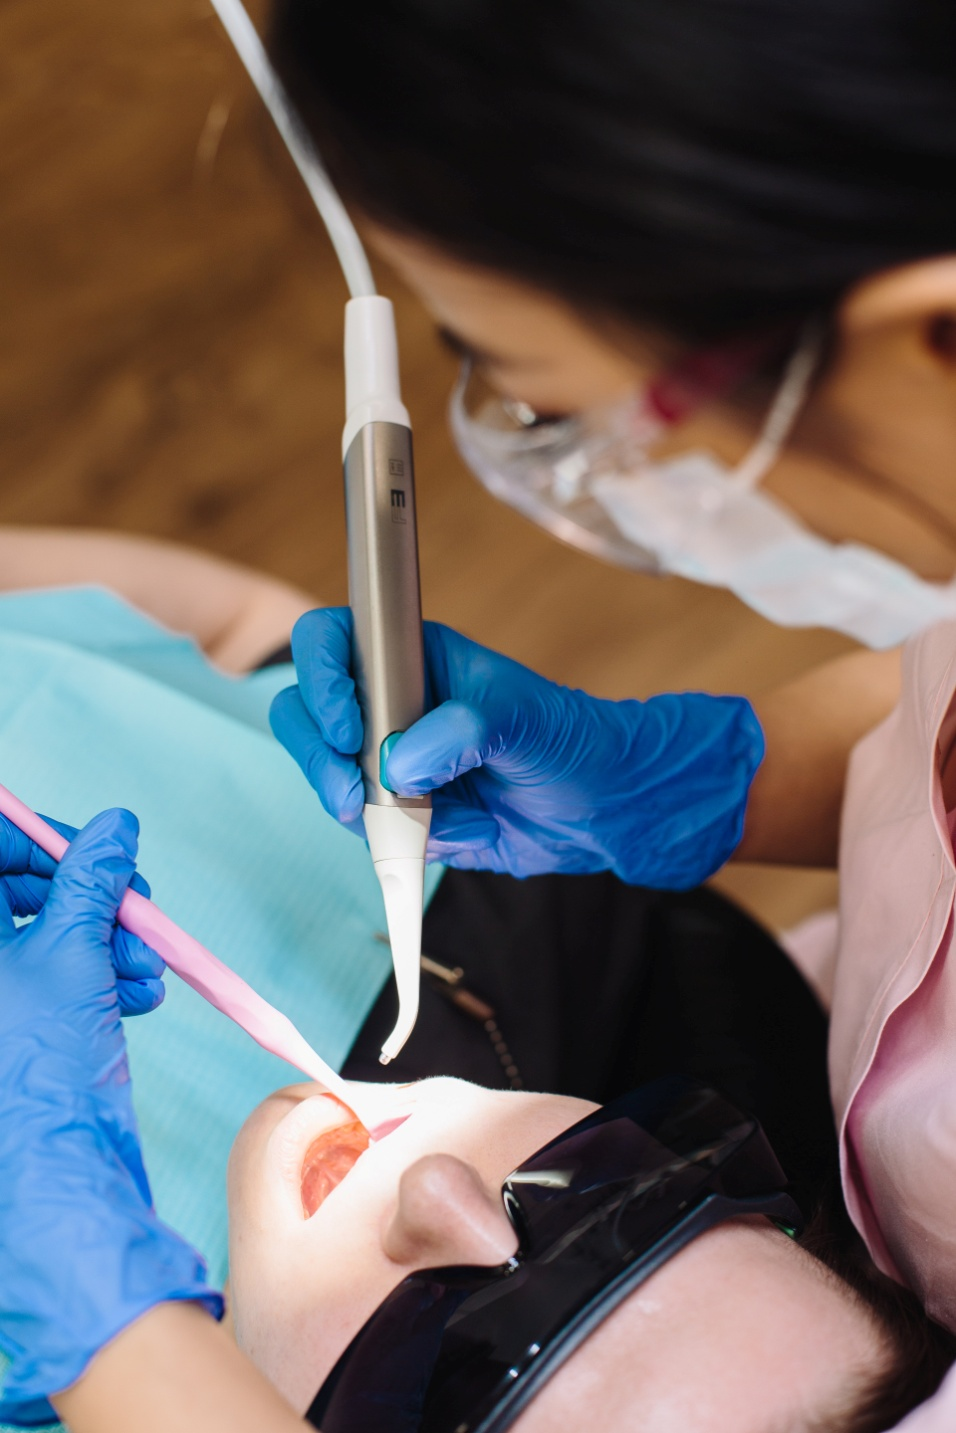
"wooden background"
0,0,853,929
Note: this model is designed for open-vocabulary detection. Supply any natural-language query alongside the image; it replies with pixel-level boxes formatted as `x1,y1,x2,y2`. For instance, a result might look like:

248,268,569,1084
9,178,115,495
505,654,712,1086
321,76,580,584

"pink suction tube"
0,781,361,1114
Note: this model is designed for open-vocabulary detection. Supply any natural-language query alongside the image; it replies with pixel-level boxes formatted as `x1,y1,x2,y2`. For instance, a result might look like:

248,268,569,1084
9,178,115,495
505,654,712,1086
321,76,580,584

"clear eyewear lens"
449,327,821,578
449,362,665,573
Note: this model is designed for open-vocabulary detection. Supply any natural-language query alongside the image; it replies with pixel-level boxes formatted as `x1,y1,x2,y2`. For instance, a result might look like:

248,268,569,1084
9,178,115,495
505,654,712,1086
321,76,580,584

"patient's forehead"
513,1218,883,1433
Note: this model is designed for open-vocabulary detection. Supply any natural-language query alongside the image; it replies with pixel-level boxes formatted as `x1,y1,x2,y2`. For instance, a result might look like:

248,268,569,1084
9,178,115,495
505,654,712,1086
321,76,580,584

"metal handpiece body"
343,296,431,1064
344,421,428,806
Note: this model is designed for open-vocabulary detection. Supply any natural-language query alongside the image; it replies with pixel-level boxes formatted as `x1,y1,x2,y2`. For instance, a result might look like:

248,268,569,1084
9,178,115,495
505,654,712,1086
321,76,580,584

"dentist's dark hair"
267,0,956,342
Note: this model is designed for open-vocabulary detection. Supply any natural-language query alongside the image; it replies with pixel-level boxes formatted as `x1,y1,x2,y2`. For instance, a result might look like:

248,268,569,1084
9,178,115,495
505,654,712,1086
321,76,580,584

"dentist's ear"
819,251,956,581
383,1153,518,1269
838,255,956,375
928,313,956,362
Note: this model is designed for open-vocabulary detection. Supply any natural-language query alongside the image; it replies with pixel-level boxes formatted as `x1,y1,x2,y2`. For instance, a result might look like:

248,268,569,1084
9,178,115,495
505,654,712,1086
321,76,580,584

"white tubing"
208,0,376,299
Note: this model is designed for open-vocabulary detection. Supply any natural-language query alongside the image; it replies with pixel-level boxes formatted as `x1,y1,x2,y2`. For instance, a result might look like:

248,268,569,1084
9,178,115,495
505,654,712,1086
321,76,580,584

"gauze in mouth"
301,1119,370,1216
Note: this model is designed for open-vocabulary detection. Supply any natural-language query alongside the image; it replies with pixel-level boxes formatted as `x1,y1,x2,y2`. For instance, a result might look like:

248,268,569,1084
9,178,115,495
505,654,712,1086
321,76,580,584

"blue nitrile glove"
0,808,222,1427
0,812,165,1018
270,607,765,890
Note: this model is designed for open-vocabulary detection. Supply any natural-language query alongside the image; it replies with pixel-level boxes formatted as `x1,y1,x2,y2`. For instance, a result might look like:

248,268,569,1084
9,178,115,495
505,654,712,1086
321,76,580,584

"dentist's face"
227,1076,886,1431
368,224,956,581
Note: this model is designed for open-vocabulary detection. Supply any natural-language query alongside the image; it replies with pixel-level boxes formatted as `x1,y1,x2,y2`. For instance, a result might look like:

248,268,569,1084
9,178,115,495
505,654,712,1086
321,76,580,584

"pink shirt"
831,620,956,1331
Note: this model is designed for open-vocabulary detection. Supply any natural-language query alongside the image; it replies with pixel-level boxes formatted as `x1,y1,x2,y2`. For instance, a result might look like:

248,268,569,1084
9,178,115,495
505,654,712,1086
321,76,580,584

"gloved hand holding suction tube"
270,608,765,891
0,809,166,1017
0,807,221,1427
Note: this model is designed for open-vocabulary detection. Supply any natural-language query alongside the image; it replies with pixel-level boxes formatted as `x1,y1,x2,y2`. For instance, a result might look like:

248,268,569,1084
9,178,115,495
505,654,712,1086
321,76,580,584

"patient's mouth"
301,1118,370,1216
299,1109,413,1215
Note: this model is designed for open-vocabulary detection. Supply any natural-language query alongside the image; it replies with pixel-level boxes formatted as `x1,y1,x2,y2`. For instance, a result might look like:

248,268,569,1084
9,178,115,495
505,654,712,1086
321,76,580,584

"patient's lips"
301,1118,370,1217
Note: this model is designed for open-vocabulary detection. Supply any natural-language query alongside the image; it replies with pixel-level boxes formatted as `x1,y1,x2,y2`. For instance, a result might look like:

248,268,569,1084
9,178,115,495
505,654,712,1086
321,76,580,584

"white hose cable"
208,0,376,299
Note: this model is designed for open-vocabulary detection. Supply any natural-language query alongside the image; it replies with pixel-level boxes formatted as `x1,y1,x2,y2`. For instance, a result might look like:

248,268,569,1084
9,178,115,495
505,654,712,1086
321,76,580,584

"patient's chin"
301,1119,370,1216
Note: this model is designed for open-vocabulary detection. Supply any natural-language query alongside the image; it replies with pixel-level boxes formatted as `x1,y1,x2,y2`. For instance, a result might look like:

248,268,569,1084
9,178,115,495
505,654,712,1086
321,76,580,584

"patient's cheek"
301,1121,370,1216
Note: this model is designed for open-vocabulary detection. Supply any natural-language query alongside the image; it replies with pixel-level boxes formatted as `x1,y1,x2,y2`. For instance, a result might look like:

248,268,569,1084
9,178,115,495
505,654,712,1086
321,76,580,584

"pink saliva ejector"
0,781,367,1119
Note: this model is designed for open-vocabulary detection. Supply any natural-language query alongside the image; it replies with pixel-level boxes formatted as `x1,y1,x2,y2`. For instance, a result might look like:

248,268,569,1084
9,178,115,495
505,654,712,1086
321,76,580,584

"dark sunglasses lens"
312,1277,479,1433
505,1081,774,1238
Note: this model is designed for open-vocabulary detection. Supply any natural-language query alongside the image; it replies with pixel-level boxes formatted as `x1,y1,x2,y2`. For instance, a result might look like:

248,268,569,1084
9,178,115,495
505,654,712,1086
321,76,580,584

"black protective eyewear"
307,1077,804,1433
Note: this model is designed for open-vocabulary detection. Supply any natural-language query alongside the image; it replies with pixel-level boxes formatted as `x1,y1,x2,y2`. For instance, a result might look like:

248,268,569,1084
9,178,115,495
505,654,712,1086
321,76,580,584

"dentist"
267,0,952,886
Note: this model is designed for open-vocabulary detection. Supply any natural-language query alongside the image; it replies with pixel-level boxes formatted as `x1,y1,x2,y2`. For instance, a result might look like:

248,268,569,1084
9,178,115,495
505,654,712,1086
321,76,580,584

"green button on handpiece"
379,731,404,792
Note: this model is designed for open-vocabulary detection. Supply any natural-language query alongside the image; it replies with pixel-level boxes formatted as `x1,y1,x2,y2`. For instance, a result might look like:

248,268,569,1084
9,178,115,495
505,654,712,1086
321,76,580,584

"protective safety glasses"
306,1077,804,1433
449,326,817,572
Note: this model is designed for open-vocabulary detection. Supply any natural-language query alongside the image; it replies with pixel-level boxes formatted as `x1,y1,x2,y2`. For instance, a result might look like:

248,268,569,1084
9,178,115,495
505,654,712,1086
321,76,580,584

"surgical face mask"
450,328,956,650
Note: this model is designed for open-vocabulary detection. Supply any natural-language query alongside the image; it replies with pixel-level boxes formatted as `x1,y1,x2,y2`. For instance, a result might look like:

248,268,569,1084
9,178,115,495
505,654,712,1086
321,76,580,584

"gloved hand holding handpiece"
271,608,765,891
0,807,222,1427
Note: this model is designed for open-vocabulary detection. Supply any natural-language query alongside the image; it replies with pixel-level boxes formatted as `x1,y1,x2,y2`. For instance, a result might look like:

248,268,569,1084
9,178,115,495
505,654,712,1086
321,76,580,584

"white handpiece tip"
365,804,431,1063
375,855,425,1063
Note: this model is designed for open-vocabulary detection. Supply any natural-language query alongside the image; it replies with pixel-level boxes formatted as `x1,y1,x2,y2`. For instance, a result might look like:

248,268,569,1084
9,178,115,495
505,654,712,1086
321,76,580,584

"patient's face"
228,1078,885,1430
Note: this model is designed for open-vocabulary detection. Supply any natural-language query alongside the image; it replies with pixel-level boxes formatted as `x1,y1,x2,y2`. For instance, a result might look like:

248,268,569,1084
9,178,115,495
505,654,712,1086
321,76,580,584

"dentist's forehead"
364,222,662,413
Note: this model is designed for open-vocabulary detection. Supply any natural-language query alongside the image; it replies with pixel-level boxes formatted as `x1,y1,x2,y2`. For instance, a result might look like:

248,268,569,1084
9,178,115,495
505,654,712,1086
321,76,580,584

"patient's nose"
383,1153,519,1269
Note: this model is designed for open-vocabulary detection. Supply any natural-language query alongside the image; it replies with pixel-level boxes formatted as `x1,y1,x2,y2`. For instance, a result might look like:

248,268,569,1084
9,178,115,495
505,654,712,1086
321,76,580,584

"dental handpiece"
209,0,430,1063
343,298,432,1065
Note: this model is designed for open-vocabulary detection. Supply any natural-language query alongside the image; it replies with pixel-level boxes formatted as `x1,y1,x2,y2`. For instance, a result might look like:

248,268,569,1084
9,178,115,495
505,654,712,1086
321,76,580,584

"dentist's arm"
0,809,221,1427
54,1303,304,1433
736,646,901,868
0,810,308,1433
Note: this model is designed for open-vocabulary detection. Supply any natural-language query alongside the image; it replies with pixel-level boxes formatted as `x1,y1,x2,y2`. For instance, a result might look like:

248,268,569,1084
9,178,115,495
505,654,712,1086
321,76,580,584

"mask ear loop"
727,320,825,493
